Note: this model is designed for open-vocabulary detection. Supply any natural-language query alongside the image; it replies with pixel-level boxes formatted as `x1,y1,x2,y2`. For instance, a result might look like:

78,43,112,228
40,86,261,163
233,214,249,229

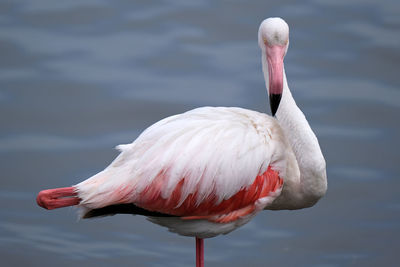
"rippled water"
1,0,399,266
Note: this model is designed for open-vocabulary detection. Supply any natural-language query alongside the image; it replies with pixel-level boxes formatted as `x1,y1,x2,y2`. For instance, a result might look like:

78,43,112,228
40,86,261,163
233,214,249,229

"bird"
36,17,327,267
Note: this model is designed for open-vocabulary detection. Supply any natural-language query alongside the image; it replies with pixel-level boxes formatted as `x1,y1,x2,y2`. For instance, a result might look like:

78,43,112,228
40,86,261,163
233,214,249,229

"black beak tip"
269,93,282,116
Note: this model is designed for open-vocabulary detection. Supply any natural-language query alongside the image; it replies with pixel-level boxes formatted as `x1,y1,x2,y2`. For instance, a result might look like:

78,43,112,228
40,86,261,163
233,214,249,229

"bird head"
258,17,289,116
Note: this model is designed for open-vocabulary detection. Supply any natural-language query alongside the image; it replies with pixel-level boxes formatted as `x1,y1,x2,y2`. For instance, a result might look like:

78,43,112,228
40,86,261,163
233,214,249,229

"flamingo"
36,17,327,266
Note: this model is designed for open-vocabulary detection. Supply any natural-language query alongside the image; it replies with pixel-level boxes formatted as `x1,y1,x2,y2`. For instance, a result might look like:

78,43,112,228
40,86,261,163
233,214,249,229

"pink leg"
36,187,80,210
196,237,204,267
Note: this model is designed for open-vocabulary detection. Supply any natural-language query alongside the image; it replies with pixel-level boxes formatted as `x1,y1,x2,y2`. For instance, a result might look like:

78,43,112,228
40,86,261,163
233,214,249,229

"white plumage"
37,17,327,264
76,107,287,212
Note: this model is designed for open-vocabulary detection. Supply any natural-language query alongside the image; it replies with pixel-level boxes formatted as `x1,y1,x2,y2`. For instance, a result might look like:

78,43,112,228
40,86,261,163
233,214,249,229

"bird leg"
36,187,80,210
196,237,204,267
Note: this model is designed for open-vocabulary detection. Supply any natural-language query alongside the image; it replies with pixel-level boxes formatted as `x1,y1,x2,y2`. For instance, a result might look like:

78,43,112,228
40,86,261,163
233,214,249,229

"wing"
76,107,287,221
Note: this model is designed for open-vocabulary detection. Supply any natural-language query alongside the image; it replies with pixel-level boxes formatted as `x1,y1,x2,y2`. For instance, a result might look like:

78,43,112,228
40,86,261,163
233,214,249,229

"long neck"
262,54,327,207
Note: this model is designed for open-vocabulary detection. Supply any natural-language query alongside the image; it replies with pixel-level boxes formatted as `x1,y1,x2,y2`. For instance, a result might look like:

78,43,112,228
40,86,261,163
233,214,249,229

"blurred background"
1,0,399,266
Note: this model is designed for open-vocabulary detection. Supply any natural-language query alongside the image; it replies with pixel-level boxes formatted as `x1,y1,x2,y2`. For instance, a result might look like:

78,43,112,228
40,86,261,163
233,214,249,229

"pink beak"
266,44,286,116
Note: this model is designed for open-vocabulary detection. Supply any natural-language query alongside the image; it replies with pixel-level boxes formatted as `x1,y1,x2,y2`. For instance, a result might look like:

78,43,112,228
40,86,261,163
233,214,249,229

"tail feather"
36,186,175,220
36,187,80,210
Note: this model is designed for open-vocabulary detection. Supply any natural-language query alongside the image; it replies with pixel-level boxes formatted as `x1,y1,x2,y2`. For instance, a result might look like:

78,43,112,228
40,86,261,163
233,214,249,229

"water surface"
1,0,399,266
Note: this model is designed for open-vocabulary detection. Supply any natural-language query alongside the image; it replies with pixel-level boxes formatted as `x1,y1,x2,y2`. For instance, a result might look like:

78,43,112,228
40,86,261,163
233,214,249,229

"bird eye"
263,37,268,44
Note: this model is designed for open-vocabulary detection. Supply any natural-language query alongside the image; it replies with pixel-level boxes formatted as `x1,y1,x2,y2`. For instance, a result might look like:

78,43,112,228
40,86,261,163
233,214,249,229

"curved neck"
262,54,327,206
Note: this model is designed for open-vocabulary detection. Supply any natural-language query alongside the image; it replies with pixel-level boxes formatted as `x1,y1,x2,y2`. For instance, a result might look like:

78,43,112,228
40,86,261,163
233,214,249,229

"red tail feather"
36,187,80,210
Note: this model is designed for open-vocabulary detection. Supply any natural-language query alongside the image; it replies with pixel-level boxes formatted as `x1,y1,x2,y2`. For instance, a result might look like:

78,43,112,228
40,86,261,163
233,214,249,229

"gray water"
1,0,399,266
